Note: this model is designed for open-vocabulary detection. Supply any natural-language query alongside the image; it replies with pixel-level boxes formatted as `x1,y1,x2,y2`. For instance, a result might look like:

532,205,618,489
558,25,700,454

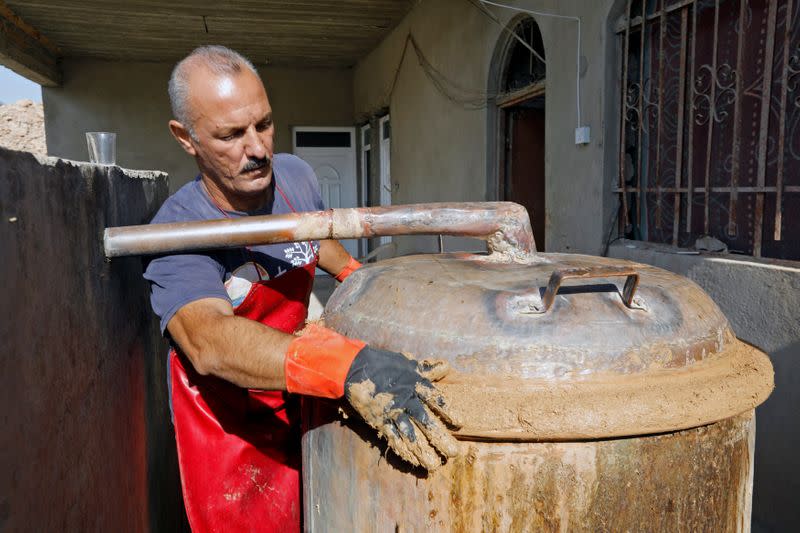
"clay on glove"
344,347,462,471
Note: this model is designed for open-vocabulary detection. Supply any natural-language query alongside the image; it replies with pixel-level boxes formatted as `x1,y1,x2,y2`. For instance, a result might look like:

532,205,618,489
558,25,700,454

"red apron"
169,180,318,531
170,260,315,532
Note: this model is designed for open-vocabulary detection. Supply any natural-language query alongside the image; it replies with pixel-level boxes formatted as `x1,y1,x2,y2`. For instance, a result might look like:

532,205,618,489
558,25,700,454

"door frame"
291,126,356,154
486,13,548,253
358,124,372,257
497,83,545,205
359,124,371,209
377,114,391,245
377,115,391,207
501,95,546,250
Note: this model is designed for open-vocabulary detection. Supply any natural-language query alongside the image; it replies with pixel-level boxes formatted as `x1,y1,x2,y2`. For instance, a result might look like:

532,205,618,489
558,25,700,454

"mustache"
241,156,271,173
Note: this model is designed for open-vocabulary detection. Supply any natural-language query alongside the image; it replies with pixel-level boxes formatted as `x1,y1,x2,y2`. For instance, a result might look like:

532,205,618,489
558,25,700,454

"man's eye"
256,119,272,132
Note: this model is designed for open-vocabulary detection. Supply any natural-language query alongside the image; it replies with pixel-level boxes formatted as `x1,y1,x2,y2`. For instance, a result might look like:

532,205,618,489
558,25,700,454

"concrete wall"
0,148,186,531
608,240,800,533
352,0,618,256
42,59,354,194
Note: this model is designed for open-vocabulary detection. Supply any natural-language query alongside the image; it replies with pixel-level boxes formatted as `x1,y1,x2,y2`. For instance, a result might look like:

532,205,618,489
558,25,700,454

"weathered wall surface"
42,59,353,193
0,148,186,531
353,0,617,256
609,240,800,533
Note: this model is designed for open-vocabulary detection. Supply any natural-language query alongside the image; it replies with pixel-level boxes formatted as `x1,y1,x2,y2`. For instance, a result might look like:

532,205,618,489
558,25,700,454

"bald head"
169,45,259,139
166,46,276,212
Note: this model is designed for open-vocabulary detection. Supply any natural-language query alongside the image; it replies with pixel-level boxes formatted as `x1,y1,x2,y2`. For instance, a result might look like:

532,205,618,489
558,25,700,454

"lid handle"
533,266,641,314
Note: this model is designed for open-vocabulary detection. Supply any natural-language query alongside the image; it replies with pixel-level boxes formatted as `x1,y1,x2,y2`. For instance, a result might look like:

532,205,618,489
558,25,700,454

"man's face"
176,67,275,205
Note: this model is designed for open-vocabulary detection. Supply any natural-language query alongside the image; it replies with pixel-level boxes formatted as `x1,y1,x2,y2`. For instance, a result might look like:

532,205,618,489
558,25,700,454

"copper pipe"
104,202,537,262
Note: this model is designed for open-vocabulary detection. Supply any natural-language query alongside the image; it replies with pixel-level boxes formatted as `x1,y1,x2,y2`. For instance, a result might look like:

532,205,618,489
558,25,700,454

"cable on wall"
479,0,589,143
382,33,499,112
367,0,589,146
467,0,546,64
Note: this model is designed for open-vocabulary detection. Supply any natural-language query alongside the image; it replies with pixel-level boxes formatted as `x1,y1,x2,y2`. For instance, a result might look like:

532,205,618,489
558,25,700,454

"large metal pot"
104,202,773,532
299,208,773,532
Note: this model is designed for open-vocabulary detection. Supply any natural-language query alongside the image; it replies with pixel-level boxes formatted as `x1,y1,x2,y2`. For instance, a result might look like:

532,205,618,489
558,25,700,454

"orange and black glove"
285,324,461,471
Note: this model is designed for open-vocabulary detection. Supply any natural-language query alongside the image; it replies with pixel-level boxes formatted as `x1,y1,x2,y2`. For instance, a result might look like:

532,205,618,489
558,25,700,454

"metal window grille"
616,0,799,259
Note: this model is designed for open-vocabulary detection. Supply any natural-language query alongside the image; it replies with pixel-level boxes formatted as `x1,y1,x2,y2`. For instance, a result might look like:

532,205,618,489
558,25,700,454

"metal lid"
326,253,731,377
324,253,774,440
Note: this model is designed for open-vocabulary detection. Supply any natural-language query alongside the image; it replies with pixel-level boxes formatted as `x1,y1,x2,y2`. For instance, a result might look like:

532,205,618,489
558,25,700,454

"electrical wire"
384,33,498,111
372,1,560,116
478,0,582,129
467,0,546,64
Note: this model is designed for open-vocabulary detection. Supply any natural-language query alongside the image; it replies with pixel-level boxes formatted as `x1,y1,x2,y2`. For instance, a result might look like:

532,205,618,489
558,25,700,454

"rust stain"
304,410,755,532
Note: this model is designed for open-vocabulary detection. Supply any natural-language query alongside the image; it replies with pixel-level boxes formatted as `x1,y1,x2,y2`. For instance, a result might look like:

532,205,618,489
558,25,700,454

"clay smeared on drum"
438,339,773,440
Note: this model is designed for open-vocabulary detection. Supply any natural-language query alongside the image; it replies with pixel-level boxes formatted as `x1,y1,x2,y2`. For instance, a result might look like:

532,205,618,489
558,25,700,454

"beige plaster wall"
353,0,619,256
43,59,353,193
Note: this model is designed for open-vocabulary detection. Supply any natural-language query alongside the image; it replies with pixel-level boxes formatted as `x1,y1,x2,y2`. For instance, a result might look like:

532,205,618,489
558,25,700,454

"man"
143,46,459,532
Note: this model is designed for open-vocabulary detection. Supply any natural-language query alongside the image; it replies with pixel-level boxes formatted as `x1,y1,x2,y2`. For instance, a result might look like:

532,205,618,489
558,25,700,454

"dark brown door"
505,103,545,250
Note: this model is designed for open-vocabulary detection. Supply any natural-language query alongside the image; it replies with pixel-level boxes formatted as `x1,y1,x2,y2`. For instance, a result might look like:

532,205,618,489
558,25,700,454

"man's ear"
169,120,198,156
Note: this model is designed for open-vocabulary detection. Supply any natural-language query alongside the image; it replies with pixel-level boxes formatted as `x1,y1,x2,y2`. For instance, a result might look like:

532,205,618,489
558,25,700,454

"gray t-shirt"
143,153,324,334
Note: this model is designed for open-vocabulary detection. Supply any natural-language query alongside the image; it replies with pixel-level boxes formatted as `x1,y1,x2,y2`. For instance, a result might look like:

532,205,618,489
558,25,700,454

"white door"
292,127,358,258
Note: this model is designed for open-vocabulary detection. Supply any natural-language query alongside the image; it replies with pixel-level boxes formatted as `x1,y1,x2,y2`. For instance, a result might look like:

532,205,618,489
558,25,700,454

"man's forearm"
317,239,353,276
167,298,292,390
196,315,293,389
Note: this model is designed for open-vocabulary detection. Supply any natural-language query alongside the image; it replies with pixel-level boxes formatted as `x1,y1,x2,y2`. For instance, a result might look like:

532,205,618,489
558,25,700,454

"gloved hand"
285,324,461,471
344,346,461,471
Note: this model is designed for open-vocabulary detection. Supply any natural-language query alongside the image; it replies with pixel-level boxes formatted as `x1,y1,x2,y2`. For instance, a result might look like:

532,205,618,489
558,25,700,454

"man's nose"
244,127,268,159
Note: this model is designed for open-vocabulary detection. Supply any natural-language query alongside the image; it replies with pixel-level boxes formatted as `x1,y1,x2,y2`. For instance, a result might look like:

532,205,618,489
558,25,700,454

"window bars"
615,0,799,259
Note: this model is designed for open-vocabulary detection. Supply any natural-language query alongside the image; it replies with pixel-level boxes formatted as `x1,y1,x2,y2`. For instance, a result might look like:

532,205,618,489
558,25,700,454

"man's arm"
166,239,357,389
166,254,461,470
167,297,293,389
317,239,355,278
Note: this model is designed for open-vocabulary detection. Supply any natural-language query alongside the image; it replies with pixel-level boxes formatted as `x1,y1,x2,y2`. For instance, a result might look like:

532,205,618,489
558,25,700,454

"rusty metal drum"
303,252,773,532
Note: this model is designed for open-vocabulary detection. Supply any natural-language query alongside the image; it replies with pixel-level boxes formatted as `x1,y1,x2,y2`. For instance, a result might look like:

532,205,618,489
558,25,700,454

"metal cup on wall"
86,132,116,165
